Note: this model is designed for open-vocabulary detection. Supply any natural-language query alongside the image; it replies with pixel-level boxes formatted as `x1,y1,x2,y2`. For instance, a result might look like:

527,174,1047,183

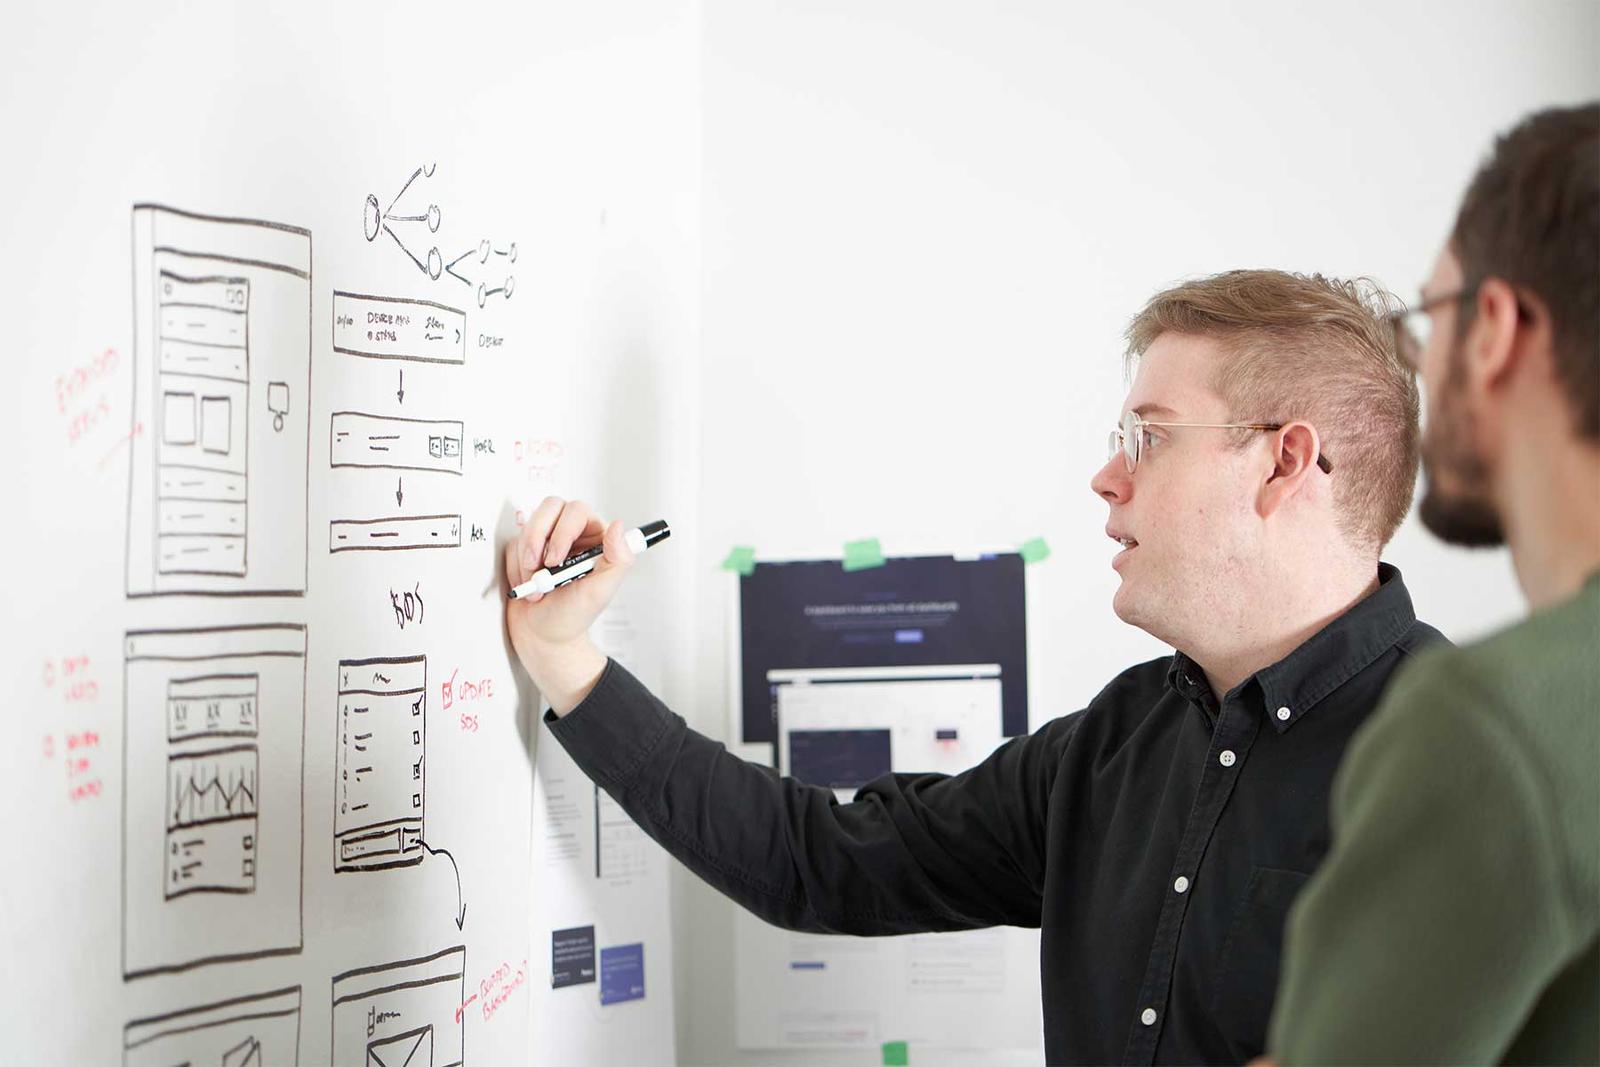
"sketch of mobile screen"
772,664,1005,800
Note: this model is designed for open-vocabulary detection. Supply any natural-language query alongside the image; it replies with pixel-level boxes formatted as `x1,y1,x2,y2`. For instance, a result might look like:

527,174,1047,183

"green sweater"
1271,572,1600,1065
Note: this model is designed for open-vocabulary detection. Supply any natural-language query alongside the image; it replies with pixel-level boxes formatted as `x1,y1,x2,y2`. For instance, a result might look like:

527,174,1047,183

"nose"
1090,454,1130,505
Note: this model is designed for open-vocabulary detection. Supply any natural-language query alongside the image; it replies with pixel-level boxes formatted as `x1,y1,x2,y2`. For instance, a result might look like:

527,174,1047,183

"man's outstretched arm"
548,655,1070,934
505,496,1065,935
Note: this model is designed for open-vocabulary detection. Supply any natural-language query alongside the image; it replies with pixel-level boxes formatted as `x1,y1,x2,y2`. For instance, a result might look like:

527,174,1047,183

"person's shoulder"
1350,594,1599,919
1395,583,1599,724
1060,655,1176,741
1463,579,1600,683
1027,656,1172,744
1087,655,1175,710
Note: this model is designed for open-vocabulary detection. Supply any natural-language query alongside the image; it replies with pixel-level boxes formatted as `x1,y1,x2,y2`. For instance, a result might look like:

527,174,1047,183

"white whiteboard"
0,3,698,1064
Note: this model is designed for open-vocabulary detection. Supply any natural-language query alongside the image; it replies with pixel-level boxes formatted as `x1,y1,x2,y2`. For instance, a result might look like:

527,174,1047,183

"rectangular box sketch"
330,412,464,474
330,515,462,553
123,626,306,980
336,656,426,872
331,947,465,1067
333,290,467,364
125,985,301,1067
127,204,311,596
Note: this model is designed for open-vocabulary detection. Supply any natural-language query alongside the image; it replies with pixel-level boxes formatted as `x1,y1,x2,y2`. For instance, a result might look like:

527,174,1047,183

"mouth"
1107,529,1138,569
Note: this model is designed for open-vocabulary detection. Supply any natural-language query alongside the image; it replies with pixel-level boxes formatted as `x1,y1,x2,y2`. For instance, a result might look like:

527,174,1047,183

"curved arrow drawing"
420,839,466,929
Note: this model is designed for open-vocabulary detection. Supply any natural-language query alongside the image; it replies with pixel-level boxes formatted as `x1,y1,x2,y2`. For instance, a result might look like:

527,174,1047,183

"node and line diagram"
364,163,516,308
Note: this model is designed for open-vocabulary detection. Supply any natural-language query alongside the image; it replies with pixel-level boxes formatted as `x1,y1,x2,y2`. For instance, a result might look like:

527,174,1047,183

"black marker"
507,520,671,600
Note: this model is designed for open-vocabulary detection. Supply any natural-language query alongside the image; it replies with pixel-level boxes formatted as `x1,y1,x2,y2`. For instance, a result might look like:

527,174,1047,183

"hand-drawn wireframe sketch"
331,412,465,474
267,381,290,432
362,163,515,307
331,947,466,1067
127,205,311,596
330,515,462,552
124,986,301,1067
336,656,427,872
333,291,468,364
123,626,306,980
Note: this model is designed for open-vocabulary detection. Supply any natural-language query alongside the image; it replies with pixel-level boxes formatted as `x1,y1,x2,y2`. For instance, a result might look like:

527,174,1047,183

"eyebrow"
1131,403,1179,418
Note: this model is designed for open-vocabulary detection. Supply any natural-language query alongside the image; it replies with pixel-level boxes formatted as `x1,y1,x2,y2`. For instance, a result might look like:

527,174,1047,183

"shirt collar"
1167,562,1418,733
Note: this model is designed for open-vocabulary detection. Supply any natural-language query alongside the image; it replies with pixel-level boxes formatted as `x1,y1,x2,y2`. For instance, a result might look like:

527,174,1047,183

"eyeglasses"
1107,410,1334,475
1385,284,1534,371
1385,289,1475,371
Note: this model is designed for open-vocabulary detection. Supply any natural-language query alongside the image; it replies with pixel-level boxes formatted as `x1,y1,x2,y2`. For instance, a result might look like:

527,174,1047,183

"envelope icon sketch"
367,1026,433,1067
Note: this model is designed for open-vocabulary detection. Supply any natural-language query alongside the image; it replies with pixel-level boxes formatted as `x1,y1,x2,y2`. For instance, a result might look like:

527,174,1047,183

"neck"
1496,423,1600,611
1194,561,1380,701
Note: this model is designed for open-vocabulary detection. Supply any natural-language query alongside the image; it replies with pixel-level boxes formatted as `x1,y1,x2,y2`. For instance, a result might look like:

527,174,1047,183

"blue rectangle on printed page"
599,942,645,1005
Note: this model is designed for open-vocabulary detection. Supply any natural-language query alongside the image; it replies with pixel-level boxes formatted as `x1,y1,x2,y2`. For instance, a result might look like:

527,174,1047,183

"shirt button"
1141,1007,1158,1026
1276,706,1291,721
1219,749,1236,767
1173,876,1190,894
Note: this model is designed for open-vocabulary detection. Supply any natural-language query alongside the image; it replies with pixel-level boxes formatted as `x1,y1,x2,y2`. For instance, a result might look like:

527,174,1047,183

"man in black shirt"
505,269,1443,1064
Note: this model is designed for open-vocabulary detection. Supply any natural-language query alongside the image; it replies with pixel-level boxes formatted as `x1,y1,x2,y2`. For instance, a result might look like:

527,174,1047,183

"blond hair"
1124,269,1418,551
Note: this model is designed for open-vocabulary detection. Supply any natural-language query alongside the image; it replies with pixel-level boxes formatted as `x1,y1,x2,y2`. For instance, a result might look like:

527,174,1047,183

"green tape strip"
882,1040,909,1065
721,546,756,576
842,537,886,572
1019,536,1051,564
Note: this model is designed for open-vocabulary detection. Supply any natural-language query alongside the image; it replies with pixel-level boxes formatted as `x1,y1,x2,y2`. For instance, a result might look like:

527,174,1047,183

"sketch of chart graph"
123,626,306,980
167,742,259,897
126,204,311,596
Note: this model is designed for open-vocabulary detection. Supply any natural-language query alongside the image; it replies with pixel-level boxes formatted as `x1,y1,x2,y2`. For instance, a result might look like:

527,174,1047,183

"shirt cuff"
542,657,675,792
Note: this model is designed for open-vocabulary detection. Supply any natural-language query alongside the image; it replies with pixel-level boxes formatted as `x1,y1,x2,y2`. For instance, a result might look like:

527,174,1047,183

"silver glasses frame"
1107,410,1333,475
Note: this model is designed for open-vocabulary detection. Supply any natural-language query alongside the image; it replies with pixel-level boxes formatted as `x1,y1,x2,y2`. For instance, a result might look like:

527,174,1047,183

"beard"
1417,338,1505,547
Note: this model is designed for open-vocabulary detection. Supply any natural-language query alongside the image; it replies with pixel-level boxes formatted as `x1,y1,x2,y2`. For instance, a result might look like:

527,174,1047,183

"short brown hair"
1124,269,1418,551
1451,103,1599,440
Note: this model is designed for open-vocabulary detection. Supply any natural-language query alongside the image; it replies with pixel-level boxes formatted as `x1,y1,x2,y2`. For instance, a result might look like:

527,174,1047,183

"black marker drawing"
336,656,426,872
419,839,467,930
333,290,467,365
331,946,466,1067
127,205,311,597
391,583,426,631
267,380,289,432
166,741,259,898
330,412,464,474
361,163,514,307
330,515,463,553
123,626,306,981
124,985,301,1067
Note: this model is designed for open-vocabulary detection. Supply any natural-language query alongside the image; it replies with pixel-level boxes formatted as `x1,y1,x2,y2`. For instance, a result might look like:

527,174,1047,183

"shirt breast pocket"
1210,865,1311,1054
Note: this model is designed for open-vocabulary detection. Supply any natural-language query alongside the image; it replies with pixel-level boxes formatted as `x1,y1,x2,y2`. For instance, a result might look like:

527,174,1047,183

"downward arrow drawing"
420,839,467,929
396,477,404,508
397,369,405,404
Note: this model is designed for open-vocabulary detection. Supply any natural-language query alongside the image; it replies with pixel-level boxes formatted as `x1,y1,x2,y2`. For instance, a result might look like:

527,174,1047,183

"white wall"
0,2,703,1063
677,2,1600,1064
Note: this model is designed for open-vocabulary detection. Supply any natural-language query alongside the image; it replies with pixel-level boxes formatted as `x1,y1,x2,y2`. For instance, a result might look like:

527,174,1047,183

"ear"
1257,421,1323,520
1461,277,1525,397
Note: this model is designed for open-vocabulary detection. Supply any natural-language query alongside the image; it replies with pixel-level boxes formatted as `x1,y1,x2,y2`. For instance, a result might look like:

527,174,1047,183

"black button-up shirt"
547,564,1443,1064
